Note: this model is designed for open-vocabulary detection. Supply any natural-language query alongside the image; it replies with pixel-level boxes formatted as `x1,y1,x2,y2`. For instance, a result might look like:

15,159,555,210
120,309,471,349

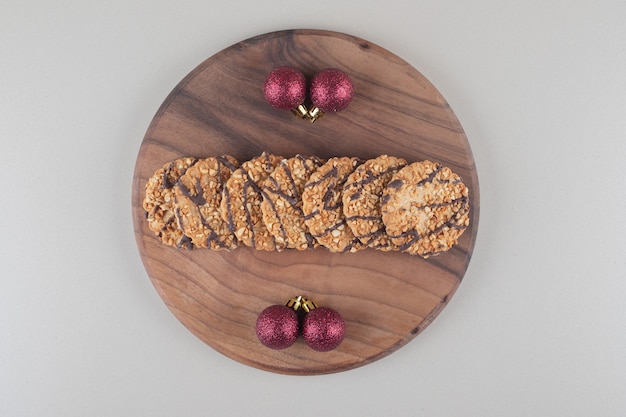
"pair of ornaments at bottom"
256,296,345,352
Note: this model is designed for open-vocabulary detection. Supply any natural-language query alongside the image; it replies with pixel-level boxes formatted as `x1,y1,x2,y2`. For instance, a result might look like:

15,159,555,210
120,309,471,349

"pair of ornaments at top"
263,67,354,122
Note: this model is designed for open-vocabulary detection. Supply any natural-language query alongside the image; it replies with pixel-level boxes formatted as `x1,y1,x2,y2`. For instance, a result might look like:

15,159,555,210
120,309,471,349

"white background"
2,1,625,416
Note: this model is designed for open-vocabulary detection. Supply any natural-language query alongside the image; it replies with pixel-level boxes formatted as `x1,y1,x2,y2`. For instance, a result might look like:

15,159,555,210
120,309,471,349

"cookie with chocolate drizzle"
302,157,364,253
220,152,285,251
143,157,198,249
342,155,407,251
381,160,469,258
174,155,240,250
260,155,324,250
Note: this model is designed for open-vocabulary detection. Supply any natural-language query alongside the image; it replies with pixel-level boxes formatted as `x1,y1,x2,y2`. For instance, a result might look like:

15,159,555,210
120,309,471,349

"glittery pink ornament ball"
302,307,346,352
263,66,307,110
310,69,354,112
256,305,300,350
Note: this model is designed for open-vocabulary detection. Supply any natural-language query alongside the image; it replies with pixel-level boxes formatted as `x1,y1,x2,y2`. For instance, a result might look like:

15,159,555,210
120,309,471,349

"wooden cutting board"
131,29,480,375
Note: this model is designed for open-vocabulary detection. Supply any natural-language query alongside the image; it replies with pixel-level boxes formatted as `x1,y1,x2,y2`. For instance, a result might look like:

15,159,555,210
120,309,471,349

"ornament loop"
291,104,310,119
307,107,324,123
286,295,318,313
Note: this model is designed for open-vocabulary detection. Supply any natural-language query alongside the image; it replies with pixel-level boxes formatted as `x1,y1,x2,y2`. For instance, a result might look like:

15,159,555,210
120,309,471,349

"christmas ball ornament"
309,68,354,121
263,66,308,118
255,304,299,350
302,306,346,352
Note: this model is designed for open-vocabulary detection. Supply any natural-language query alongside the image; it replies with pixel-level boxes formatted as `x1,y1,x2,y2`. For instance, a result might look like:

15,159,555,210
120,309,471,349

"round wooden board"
132,29,479,375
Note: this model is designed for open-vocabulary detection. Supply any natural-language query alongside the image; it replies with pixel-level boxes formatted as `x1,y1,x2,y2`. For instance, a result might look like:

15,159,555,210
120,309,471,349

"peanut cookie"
342,155,407,251
143,157,198,249
302,157,364,253
260,155,324,250
381,160,469,258
174,155,239,250
220,152,285,251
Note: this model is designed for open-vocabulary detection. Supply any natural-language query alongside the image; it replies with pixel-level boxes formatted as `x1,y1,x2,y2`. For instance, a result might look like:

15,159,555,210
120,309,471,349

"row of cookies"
143,152,469,257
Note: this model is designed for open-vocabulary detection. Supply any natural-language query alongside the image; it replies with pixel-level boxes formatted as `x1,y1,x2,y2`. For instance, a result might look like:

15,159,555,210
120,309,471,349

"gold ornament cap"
285,296,318,313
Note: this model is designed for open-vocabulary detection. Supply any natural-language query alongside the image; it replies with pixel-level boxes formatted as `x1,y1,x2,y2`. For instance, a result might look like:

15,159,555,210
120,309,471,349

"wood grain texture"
131,29,480,375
